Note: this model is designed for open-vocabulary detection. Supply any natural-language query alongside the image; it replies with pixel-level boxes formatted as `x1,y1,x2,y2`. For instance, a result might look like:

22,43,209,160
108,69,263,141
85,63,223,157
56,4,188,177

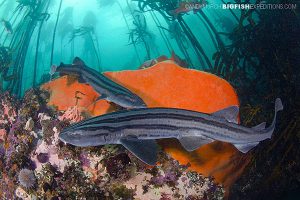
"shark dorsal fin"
120,138,157,165
179,136,213,152
252,122,266,131
212,105,239,124
72,57,85,66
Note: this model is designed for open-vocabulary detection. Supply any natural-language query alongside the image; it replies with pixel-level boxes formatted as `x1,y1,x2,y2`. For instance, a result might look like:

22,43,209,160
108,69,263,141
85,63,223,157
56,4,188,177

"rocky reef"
0,89,224,199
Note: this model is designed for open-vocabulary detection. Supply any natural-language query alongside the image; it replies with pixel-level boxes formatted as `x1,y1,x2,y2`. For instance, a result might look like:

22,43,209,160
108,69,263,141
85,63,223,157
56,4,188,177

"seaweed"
0,46,12,91
0,0,52,96
158,21,194,68
68,25,102,70
127,9,154,60
227,0,300,198
33,1,51,87
50,0,62,66
133,0,213,69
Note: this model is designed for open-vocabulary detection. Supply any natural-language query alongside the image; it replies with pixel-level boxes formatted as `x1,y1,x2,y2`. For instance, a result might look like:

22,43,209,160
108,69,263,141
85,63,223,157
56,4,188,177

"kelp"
158,21,194,68
0,0,51,96
0,45,12,91
96,0,143,64
126,6,157,60
228,0,300,198
128,11,154,60
133,0,213,69
150,10,173,54
68,26,102,70
134,0,178,21
50,0,63,66
33,1,51,87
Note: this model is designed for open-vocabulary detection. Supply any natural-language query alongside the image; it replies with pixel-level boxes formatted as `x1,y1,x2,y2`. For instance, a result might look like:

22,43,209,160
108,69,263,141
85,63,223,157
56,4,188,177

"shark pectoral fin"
96,94,108,101
252,122,266,131
212,105,239,124
179,136,213,152
120,138,158,166
233,142,260,153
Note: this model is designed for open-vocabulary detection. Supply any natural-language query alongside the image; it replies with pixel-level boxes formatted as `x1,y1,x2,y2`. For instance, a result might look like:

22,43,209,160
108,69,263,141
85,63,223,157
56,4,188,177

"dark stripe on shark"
65,124,218,141
78,66,135,96
76,123,243,141
66,111,249,135
83,66,130,92
58,64,134,96
81,73,131,96
65,108,213,129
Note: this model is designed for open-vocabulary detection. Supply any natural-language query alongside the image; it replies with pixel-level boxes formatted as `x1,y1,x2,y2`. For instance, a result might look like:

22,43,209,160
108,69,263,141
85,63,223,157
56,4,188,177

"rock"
25,118,34,131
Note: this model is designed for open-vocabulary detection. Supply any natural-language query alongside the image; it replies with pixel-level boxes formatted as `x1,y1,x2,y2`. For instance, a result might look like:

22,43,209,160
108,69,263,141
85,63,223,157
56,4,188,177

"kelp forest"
0,0,299,199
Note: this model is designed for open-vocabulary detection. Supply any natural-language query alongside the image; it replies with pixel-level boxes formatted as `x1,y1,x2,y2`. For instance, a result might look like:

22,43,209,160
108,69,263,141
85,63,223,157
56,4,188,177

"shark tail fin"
267,98,283,136
272,98,283,130
275,98,283,113
252,98,283,138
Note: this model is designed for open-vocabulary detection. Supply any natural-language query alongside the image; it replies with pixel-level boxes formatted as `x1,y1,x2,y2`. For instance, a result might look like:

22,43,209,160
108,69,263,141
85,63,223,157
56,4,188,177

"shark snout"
58,129,83,146
58,130,71,144
119,94,147,108
133,101,147,108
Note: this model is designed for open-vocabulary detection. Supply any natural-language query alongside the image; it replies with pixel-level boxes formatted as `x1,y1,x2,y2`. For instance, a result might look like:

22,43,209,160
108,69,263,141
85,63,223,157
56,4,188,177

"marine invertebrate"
18,168,36,189
36,153,49,163
58,106,84,123
149,170,178,187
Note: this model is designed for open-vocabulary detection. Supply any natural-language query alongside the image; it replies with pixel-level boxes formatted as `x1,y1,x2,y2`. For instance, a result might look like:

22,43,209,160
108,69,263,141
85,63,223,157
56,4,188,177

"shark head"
59,127,109,147
55,57,86,77
59,128,91,147
55,63,82,76
116,93,147,109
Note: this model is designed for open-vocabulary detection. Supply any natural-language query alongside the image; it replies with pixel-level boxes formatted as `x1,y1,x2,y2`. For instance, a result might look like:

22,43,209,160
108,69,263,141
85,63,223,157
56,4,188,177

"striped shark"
59,98,283,165
53,57,146,109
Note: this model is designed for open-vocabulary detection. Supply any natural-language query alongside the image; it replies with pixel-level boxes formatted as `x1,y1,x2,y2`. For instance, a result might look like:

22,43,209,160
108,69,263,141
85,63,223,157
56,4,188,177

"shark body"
55,57,146,109
59,98,283,165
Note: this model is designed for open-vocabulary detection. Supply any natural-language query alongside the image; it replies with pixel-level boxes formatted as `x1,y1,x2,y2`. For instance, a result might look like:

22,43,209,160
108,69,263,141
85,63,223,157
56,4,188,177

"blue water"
0,0,246,96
